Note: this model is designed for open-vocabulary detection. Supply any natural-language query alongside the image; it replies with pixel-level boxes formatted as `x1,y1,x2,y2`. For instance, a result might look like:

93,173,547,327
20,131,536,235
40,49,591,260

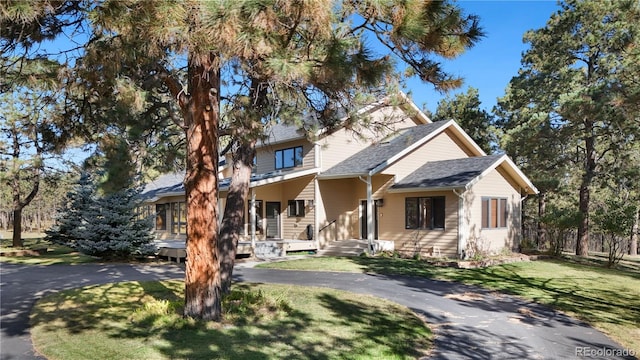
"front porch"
153,239,317,261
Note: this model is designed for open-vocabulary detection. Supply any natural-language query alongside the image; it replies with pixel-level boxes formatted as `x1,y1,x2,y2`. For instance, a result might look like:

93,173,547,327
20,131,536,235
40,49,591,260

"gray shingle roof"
141,169,316,201
391,154,504,190
320,121,450,177
261,123,308,145
141,173,185,200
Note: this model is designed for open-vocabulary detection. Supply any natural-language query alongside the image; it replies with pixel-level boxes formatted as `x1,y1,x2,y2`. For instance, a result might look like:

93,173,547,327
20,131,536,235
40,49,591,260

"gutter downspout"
358,175,374,254
452,188,466,259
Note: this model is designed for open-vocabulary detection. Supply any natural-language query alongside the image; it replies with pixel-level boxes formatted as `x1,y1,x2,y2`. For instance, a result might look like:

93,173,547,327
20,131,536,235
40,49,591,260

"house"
142,95,538,259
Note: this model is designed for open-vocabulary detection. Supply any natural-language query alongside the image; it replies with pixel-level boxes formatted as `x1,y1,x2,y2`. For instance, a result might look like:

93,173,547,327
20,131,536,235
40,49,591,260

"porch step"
317,239,369,257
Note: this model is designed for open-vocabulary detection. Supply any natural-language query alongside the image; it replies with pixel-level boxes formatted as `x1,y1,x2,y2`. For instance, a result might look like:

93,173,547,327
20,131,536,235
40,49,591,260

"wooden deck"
155,239,316,262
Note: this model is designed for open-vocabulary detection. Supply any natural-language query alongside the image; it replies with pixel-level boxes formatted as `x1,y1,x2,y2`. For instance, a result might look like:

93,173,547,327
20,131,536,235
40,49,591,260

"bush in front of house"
46,172,156,259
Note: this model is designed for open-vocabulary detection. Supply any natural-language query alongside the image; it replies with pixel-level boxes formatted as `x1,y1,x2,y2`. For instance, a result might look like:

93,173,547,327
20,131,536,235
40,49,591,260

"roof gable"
320,121,450,178
258,92,431,148
391,155,503,191
390,154,538,194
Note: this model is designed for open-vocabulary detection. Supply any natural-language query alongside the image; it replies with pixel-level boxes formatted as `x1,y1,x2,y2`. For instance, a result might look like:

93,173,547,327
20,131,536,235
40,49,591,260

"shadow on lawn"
31,279,433,359
348,256,640,331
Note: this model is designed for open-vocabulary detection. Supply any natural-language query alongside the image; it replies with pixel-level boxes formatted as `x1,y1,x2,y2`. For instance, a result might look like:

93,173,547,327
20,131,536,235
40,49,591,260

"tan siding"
281,177,315,240
320,107,422,171
383,130,472,182
465,166,522,254
318,178,359,241
319,129,370,171
378,191,459,258
255,139,315,175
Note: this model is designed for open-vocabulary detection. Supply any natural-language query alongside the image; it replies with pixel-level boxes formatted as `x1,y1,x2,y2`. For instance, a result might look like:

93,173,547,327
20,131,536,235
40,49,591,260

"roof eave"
317,172,368,180
220,167,321,191
387,185,465,194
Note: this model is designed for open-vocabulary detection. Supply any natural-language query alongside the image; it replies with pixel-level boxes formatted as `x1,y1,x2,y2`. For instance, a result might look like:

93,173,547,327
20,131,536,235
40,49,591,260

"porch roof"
220,167,319,191
141,172,185,202
142,168,319,202
318,121,452,179
389,154,538,195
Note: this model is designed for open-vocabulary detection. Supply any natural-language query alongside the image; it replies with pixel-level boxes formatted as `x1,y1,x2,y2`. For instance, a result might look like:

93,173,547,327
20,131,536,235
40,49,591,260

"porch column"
314,176,320,250
366,175,374,254
250,189,256,250
453,188,467,259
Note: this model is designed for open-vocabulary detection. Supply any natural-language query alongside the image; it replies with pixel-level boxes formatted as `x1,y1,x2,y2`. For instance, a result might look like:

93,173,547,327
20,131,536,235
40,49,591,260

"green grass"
257,256,640,354
0,236,97,265
31,281,432,360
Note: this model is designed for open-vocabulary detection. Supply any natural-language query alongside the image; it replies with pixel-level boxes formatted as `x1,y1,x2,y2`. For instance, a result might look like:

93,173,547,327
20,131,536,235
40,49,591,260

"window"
275,146,303,169
405,197,445,230
171,202,187,234
482,198,508,228
155,204,169,230
287,200,305,217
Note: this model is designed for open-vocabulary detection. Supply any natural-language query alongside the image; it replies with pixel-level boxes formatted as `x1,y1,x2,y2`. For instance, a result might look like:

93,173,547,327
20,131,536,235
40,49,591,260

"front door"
265,202,281,239
360,200,379,240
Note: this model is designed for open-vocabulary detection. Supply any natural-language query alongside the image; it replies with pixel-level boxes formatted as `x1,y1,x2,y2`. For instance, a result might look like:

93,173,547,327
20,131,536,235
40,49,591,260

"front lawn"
31,281,432,360
257,256,640,354
0,237,97,265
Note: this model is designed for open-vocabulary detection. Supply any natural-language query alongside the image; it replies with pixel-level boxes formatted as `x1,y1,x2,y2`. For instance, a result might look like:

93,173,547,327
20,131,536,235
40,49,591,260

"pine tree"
497,0,640,256
45,172,95,247
46,172,155,259
432,87,497,153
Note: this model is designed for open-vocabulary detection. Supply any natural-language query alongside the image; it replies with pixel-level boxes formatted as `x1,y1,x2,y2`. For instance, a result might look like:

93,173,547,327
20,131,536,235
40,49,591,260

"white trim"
143,191,184,204
317,172,368,180
397,91,431,124
447,121,487,157
452,188,467,259
217,167,320,191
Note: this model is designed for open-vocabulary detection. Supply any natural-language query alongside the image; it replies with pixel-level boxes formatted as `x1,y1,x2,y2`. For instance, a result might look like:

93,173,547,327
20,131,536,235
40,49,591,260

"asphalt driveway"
0,262,634,360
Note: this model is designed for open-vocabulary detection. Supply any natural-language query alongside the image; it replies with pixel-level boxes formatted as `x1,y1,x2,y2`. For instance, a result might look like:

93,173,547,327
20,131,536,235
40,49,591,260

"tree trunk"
183,52,223,321
537,191,547,249
630,207,639,256
576,128,596,257
218,75,268,294
219,141,255,294
12,208,22,247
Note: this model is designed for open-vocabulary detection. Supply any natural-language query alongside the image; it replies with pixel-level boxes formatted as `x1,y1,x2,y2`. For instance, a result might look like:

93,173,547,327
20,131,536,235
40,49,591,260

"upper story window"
275,146,303,170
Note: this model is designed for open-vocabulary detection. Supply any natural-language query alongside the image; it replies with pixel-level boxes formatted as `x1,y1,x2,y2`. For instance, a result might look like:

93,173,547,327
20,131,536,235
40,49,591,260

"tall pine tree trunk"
10,130,40,248
537,191,547,249
576,128,596,257
219,141,255,294
219,76,267,293
183,52,223,321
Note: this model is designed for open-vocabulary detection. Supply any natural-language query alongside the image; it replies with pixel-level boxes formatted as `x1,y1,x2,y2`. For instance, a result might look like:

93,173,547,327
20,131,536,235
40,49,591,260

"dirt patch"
444,292,485,301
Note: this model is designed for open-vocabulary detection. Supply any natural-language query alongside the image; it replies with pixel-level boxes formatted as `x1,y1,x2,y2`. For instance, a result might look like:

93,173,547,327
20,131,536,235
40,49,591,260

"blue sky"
405,0,561,115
